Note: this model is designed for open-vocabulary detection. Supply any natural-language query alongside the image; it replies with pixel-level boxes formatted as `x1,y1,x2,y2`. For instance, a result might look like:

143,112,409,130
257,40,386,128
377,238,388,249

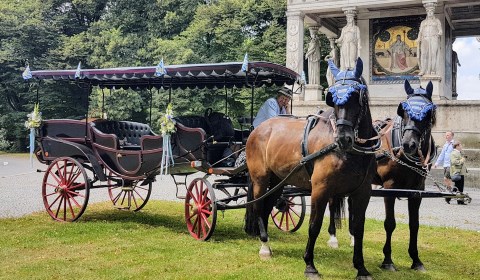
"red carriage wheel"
271,194,306,232
185,178,217,241
42,157,90,222
106,171,152,211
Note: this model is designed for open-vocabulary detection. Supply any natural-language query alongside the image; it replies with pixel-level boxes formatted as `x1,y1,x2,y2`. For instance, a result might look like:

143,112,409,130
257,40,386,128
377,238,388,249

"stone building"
287,0,480,144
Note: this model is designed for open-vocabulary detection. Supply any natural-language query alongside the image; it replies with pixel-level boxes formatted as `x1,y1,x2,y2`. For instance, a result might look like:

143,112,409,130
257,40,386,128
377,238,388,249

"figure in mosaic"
336,10,361,70
389,35,410,71
417,4,442,76
305,28,321,85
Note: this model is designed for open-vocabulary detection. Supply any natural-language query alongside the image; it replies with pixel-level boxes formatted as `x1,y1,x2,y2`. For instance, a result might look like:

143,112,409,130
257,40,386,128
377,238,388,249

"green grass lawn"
0,200,479,280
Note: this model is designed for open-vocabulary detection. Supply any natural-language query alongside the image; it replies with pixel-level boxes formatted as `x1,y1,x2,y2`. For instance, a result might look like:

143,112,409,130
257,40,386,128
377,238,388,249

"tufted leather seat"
91,120,154,148
89,120,163,178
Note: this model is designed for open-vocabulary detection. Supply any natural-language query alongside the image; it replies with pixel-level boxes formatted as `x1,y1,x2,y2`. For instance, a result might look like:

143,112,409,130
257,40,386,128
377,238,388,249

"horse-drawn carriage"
29,61,305,238
28,58,473,279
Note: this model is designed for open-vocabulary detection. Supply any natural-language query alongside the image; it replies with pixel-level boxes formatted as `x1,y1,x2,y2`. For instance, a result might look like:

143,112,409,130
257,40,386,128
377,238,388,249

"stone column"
304,26,323,101
286,11,305,101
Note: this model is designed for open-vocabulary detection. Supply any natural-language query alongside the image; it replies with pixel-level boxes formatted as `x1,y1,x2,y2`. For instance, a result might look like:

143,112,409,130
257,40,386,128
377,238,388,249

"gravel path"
1,154,479,232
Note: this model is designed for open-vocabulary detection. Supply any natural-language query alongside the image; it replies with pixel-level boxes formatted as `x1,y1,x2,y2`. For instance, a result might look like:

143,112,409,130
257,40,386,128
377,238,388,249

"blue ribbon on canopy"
74,62,82,79
301,70,307,85
155,58,168,77
241,53,248,72
22,65,32,80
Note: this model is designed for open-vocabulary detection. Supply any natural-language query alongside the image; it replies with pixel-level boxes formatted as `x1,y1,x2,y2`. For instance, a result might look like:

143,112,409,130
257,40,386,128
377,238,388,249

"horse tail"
244,175,259,236
332,196,345,229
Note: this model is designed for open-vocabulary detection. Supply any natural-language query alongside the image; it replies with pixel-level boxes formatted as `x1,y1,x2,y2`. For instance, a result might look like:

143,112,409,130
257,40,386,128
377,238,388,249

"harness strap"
219,142,338,210
301,116,320,175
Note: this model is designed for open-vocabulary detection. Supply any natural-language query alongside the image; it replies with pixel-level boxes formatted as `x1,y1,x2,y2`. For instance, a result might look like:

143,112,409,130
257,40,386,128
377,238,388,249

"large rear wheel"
185,178,217,241
271,195,306,232
42,157,90,222
107,171,152,211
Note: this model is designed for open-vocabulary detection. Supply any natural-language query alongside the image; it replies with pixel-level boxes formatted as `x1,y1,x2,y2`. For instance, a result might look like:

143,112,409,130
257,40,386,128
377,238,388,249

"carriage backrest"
90,120,154,146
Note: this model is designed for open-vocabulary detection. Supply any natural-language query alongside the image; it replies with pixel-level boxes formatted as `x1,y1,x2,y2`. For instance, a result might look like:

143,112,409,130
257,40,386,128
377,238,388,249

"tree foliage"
0,0,329,151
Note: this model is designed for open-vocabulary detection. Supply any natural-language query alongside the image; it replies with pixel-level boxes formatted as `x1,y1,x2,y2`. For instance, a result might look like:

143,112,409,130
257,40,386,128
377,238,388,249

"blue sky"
453,37,480,100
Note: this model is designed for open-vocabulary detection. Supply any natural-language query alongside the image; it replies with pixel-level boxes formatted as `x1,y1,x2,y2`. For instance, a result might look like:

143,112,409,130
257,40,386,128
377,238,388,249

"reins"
217,143,339,209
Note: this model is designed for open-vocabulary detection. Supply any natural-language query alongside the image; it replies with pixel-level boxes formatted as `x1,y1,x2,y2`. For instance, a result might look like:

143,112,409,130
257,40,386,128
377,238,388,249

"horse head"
398,80,437,155
326,58,369,151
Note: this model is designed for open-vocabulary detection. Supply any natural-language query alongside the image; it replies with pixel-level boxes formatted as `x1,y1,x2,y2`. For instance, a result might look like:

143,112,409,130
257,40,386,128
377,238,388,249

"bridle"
395,94,436,167
328,74,381,153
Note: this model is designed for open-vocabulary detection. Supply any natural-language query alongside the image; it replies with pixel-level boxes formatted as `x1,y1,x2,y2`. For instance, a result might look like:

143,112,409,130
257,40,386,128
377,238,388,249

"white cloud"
453,37,480,100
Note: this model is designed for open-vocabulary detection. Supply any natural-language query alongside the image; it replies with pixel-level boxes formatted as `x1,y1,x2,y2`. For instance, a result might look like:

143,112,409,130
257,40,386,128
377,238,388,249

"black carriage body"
29,61,302,226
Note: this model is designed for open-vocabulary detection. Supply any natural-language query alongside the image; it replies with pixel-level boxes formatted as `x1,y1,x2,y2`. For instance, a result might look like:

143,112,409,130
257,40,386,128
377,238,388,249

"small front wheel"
107,171,152,211
271,195,306,232
42,157,90,222
185,178,217,241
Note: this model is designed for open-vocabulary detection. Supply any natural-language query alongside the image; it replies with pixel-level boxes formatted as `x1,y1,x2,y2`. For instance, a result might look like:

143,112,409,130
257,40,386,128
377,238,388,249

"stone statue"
325,37,338,87
452,49,461,97
336,10,360,70
305,28,321,85
417,3,442,76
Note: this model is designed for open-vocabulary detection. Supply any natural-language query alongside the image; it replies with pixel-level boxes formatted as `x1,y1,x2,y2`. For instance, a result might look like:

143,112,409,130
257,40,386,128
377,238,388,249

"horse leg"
381,196,397,271
349,194,372,280
258,181,283,260
408,197,426,271
327,199,339,249
304,192,328,279
348,196,354,247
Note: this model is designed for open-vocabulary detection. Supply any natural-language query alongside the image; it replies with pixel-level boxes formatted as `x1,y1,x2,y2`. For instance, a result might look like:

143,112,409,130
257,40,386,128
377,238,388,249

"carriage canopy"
28,61,300,90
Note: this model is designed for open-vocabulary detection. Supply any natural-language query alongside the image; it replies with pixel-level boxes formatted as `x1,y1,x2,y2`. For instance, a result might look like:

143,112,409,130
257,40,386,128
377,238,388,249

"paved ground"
1,154,479,232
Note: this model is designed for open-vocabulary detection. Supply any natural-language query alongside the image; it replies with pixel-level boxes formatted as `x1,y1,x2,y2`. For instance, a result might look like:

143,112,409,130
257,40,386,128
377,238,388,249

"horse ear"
328,59,340,78
397,103,405,117
326,91,334,107
404,80,414,95
426,81,433,98
354,57,363,79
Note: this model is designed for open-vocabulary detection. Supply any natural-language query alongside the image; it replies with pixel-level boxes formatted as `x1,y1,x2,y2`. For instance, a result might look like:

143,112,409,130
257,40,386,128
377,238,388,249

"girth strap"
301,115,320,175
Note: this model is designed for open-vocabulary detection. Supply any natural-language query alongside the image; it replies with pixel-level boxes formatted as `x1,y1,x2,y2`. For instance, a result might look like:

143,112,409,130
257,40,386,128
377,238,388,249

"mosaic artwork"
371,16,424,83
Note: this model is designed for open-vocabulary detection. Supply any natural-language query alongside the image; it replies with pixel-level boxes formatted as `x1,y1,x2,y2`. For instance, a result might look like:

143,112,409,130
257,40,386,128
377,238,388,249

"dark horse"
244,58,379,279
326,80,437,272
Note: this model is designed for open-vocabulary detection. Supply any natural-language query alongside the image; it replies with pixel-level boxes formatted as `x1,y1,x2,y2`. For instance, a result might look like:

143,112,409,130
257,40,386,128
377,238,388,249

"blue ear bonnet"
401,95,436,122
329,71,367,106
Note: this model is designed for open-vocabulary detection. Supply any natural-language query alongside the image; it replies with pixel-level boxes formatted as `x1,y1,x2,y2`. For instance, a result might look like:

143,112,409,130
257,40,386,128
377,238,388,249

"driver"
252,87,292,128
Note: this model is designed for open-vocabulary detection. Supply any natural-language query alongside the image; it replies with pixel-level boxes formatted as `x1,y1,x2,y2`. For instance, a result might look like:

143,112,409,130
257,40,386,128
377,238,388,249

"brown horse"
326,80,437,272
376,80,436,272
244,58,379,279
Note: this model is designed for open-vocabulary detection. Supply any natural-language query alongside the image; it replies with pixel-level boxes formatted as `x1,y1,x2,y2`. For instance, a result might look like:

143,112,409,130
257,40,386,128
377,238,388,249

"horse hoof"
304,271,322,279
411,264,426,272
259,242,272,260
327,238,339,249
380,263,397,271
356,276,372,280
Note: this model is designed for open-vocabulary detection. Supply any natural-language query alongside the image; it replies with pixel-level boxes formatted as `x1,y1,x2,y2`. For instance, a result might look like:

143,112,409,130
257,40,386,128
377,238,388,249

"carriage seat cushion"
91,121,154,147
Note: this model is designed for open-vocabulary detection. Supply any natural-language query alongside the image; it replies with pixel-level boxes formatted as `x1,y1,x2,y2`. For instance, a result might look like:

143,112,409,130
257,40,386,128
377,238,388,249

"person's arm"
265,98,280,119
434,144,446,167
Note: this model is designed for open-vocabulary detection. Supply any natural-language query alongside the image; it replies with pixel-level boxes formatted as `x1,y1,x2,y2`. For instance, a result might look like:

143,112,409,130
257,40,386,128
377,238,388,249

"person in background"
252,87,292,128
448,141,467,204
434,131,455,190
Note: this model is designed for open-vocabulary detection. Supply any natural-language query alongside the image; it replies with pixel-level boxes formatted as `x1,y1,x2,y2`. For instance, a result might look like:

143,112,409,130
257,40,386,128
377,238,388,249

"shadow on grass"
79,205,253,241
